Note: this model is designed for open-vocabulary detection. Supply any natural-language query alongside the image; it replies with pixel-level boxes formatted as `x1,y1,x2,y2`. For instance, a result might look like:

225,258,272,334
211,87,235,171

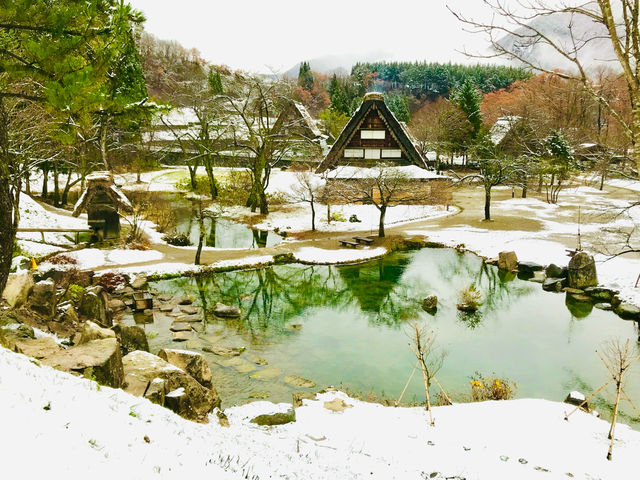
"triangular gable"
316,92,427,173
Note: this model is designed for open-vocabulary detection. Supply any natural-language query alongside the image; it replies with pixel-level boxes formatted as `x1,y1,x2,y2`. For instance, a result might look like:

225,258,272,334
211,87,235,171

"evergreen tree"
297,61,314,91
385,93,410,122
451,79,483,139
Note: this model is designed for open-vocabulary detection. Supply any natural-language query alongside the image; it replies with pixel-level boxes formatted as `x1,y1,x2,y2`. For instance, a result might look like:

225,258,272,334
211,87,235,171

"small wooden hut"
72,171,133,239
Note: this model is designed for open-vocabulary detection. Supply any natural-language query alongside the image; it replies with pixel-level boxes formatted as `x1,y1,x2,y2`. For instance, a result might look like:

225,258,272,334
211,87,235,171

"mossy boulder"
567,252,597,289
62,284,85,307
114,325,149,356
421,296,438,314
29,280,56,317
250,408,296,426
2,272,34,308
158,348,212,388
74,320,116,345
614,302,640,320
122,351,220,423
584,287,617,302
545,264,567,279
79,287,111,326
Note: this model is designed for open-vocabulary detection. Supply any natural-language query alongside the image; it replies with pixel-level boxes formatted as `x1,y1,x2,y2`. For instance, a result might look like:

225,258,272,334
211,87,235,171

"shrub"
330,211,346,222
162,232,192,246
175,175,212,197
469,372,516,401
458,284,482,311
49,254,78,266
63,284,85,307
99,272,127,293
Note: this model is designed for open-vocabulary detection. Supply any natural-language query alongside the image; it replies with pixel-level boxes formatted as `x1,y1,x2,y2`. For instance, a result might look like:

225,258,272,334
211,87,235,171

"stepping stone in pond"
159,303,174,312
247,355,268,366
185,340,202,350
284,324,302,332
175,314,202,323
518,458,528,465
201,334,224,344
158,294,173,302
284,374,315,388
172,331,191,342
179,305,199,315
250,366,282,380
249,391,270,399
219,357,256,373
203,345,245,356
569,293,593,302
170,323,192,332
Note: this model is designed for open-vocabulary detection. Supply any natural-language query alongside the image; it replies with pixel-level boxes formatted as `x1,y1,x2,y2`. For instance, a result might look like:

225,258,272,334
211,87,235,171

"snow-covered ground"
293,246,387,264
249,203,456,234
16,193,88,256
1,346,638,480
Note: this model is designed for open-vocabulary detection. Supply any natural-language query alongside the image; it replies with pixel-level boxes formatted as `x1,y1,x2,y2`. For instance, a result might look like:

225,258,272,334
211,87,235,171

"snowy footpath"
1,346,638,480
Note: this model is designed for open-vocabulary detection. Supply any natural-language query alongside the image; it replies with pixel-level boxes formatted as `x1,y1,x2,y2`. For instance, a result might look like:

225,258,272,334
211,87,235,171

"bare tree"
332,165,425,237
290,169,323,231
452,1,640,176
407,323,449,426
599,339,639,460
224,73,314,214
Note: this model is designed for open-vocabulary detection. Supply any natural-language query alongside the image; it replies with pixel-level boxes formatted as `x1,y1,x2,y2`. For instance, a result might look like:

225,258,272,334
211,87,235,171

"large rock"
74,320,116,345
545,264,567,279
122,351,220,422
29,279,56,317
130,275,148,289
14,337,63,359
79,286,111,326
421,296,438,314
158,348,212,387
2,272,34,308
517,261,544,274
614,302,640,320
566,252,598,289
213,302,241,318
42,338,124,388
250,408,296,426
497,251,518,271
114,325,149,356
284,374,315,388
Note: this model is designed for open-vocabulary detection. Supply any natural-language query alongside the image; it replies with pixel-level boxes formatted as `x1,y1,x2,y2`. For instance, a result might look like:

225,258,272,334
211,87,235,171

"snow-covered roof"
490,116,520,145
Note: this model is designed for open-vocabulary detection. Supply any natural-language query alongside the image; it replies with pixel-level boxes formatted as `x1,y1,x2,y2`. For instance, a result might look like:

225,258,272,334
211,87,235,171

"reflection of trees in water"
189,265,353,340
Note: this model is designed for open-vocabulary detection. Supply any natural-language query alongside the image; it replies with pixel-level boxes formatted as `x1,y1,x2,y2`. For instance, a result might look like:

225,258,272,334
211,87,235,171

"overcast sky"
129,0,499,73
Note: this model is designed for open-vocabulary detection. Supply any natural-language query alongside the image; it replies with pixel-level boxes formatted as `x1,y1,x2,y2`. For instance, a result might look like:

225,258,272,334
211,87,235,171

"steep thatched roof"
72,171,133,217
316,92,427,173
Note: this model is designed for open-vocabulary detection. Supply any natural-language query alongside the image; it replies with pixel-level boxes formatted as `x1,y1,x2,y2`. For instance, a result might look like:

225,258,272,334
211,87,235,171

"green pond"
169,193,281,249
136,248,639,425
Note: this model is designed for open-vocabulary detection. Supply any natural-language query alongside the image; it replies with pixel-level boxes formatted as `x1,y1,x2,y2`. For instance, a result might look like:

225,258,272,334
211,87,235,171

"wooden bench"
353,236,374,245
339,240,359,248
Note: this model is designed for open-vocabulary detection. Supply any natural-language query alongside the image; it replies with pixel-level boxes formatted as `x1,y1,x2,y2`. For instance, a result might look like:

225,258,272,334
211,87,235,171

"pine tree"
451,79,483,139
297,61,314,91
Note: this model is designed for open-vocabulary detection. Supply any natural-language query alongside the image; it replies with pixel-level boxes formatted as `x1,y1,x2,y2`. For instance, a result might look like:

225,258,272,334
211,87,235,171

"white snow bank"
38,248,164,271
294,246,387,264
111,255,275,277
1,346,639,480
326,165,443,180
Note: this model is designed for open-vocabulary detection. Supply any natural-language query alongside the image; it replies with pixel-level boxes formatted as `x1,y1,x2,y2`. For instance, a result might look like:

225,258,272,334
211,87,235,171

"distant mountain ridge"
284,51,393,78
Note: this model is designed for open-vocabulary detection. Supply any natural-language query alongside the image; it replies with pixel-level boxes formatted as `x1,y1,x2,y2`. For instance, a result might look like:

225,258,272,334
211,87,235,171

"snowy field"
1,346,638,480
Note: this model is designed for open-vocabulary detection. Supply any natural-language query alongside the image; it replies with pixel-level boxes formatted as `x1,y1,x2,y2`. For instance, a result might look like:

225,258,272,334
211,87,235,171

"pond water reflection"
144,248,639,425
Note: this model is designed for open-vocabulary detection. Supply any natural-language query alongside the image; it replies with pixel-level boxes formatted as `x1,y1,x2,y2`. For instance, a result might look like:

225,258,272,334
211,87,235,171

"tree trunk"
188,164,198,189
52,162,60,206
24,169,31,195
378,205,387,237
0,98,16,293
42,168,49,198
60,170,75,206
310,200,316,231
99,120,110,170
326,203,331,224
522,183,527,198
484,186,491,221
203,158,218,200
195,201,204,265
